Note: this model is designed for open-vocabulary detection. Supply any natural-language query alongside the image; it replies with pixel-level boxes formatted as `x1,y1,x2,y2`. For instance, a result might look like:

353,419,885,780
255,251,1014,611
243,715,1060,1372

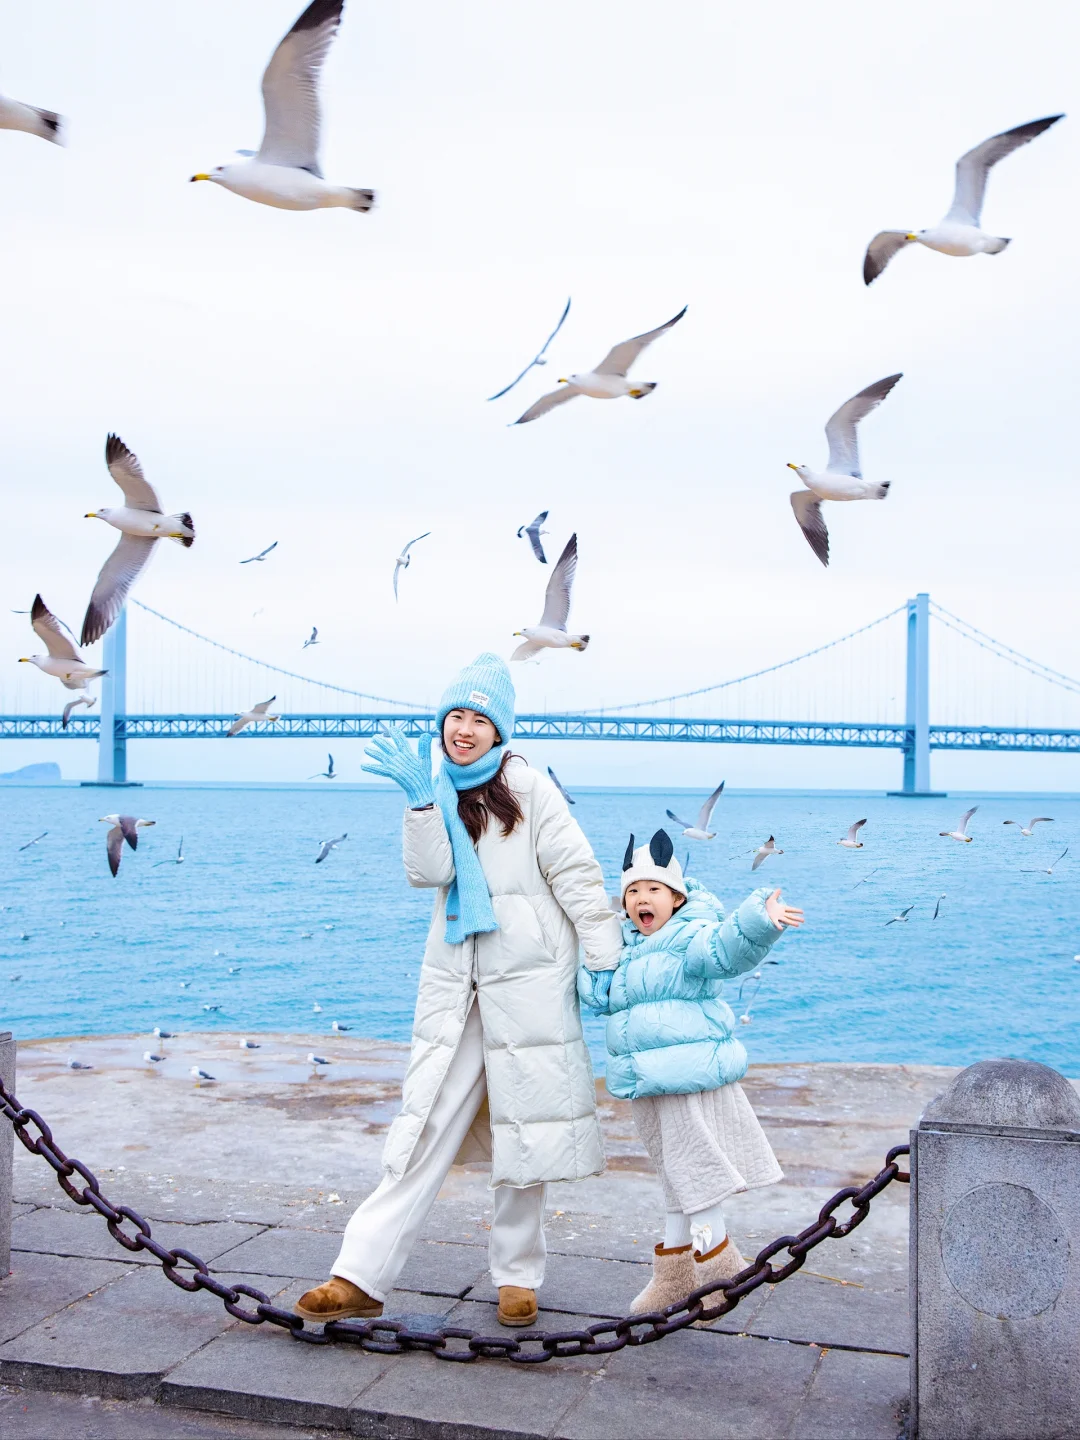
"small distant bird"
228,965,241,974
152,1028,174,1039
547,767,576,805
838,819,867,849
203,1004,221,1012
63,694,97,729
0,90,64,145
393,533,431,600
307,1053,332,1065
179,981,190,989
752,837,783,872
190,0,374,213
853,868,882,890
19,595,107,692
66,1058,93,1070
190,1066,215,1082
240,541,278,563
239,1038,260,1049
300,931,314,939
886,904,916,926
323,924,335,931
9,975,21,982
940,806,978,843
1003,817,1054,837
514,307,687,424
316,833,348,863
1021,847,1069,876
667,782,725,841
736,960,779,1025
101,815,155,876
331,1021,350,1032
310,754,336,780
512,534,588,660
228,697,280,737
517,511,550,563
488,298,571,401
18,832,48,851
863,115,1065,285
932,894,946,920
312,1003,323,1013
154,836,185,867
788,376,902,568
303,626,319,649
144,1051,165,1063
18,933,29,941
82,435,195,645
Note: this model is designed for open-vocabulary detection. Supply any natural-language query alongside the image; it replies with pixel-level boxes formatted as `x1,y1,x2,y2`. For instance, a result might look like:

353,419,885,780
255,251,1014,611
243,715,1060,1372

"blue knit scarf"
434,744,508,945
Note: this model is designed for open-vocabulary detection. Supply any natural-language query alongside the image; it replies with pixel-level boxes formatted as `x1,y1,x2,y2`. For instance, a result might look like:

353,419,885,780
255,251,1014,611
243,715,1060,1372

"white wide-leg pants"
332,1003,548,1303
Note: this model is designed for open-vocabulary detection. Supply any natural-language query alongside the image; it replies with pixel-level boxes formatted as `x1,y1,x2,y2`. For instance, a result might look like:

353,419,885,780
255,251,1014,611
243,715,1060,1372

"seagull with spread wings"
303,626,319,649
517,511,550,563
228,696,280,737
19,595,106,693
512,534,588,660
1003,816,1054,837
63,695,97,729
240,541,278,563
864,115,1064,285
191,0,374,213
513,307,686,425
667,782,725,841
82,435,194,645
315,833,347,863
0,89,64,145
752,837,783,871
788,375,901,568
393,532,430,600
837,819,867,849
940,806,978,843
100,815,155,877
310,753,337,779
488,298,571,401
154,836,185,867
1021,847,1069,876
886,904,916,926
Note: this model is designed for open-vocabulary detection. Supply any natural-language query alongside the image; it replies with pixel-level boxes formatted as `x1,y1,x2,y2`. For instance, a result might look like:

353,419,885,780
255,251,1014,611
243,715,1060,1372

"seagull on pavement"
154,836,185,867
547,767,576,805
144,1051,165,1063
514,307,687,424
240,541,278,563
331,1021,350,1032
886,904,915,926
190,1067,215,1082
512,534,588,660
1003,817,1054,836
303,627,319,649
393,533,431,600
1021,847,1069,876
838,819,867,849
488,299,572,401
190,0,374,214
788,376,901,567
517,511,550,563
667,782,725,841
752,837,783,871
101,815,155,877
239,1038,261,1049
18,832,48,851
0,90,64,145
863,115,1065,285
310,754,336,779
63,695,97,729
66,1058,93,1070
228,696,280,737
940,807,978,843
316,833,347,863
307,1053,332,1065
19,595,106,693
82,435,194,645
153,1028,175,1039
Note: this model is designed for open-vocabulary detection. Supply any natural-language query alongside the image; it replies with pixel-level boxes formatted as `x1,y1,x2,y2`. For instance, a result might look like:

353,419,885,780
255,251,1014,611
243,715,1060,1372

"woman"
295,653,621,1328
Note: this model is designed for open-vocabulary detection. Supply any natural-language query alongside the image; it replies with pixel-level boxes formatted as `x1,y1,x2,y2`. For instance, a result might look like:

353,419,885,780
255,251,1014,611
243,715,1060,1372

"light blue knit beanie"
436,653,516,745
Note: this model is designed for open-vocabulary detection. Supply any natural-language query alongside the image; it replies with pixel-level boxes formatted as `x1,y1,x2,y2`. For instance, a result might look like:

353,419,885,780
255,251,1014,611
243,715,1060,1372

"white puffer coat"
383,759,622,1188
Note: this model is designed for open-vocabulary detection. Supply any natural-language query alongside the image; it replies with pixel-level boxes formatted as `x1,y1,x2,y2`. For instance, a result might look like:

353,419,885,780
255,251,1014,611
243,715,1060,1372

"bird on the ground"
517,511,550,563
154,836,185,867
18,832,48,851
240,541,278,564
863,115,1065,285
514,307,687,424
152,1028,175,1040
228,696,280,737
667,782,725,841
1003,817,1054,836
82,435,194,645
331,1021,350,1032
144,1051,165,1064
393,533,431,600
190,1066,215,1082
1021,847,1069,876
310,754,336,779
203,1004,221,1012
0,90,64,145
316,833,347,863
838,819,867,849
940,807,978,843
932,894,946,920
788,375,902,567
101,815,155,877
886,904,916,926
190,0,374,214
489,299,572,401
63,695,96,729
547,767,576,805
66,1058,93,1070
19,595,107,693
752,837,783,872
307,1053,332,1065
512,534,588,660
303,627,319,649
239,1038,260,1049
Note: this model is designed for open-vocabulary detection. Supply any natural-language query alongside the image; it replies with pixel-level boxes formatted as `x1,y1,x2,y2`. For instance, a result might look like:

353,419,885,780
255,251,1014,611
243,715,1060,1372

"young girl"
579,829,803,1312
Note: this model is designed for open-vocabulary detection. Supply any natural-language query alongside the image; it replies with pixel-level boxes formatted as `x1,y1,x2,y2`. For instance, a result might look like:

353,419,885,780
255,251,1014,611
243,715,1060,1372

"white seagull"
666,782,725,841
838,819,867,849
82,435,195,645
864,115,1065,285
886,904,915,926
752,837,783,872
512,534,588,660
153,1028,175,1039
1003,817,1054,837
547,767,576,806
307,1052,332,1066
66,1058,93,1070
331,1020,350,1032
310,753,336,779
315,833,347,863
63,694,97,730
393,533,431,600
0,90,64,145
240,541,278,563
517,511,550,563
488,298,571,401
154,836,185,867
190,0,374,214
788,375,902,567
101,815,155,877
190,1066,215,1082
239,1038,261,1049
19,595,106,693
513,307,687,424
303,627,319,649
228,696,280,737
18,832,48,851
1021,847,1069,876
144,1051,165,1064
940,806,978,843
932,894,946,920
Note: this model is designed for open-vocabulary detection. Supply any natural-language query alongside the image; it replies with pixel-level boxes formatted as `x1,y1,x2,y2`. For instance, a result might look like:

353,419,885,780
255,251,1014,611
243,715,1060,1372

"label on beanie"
469,690,490,706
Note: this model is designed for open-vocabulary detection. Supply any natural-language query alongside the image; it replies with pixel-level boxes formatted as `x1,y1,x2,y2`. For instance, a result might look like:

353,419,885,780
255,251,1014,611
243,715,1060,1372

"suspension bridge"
3,593,1079,793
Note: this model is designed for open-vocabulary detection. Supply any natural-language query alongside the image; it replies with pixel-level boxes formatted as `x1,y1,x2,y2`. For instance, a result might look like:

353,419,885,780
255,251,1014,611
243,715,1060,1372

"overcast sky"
2,0,1078,791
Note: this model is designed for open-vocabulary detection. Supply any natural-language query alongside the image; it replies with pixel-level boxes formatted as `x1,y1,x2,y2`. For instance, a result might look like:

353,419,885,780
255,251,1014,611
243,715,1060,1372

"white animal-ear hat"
620,829,686,901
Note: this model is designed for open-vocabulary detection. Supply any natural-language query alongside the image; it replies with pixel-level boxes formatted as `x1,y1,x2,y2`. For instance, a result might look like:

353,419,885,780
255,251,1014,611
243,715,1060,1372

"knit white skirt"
632,1083,783,1213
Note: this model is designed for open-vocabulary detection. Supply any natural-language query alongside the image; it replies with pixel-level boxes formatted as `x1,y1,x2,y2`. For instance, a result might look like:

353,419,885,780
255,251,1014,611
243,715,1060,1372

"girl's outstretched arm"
684,885,800,980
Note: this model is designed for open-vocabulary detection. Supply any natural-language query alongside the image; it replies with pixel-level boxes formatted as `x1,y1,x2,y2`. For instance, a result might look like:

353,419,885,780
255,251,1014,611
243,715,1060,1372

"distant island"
0,762,62,783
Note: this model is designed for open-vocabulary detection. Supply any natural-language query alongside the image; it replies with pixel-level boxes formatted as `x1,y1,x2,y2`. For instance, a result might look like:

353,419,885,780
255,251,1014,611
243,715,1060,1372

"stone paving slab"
442,1299,612,1372
10,1202,38,1222
790,1348,908,1440
0,1252,136,1346
525,1252,647,1319
749,1271,909,1355
11,1207,267,1268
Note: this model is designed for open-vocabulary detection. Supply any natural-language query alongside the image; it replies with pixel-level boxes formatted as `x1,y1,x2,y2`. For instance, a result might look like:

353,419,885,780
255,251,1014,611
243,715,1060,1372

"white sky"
2,0,1078,790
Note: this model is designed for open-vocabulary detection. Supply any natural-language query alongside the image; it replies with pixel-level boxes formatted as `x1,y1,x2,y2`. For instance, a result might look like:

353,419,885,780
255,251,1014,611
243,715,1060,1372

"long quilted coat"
384,759,622,1188
577,879,781,1100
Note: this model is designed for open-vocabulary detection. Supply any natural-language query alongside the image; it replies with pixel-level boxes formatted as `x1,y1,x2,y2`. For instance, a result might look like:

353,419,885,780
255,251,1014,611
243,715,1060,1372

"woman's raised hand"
361,729,435,809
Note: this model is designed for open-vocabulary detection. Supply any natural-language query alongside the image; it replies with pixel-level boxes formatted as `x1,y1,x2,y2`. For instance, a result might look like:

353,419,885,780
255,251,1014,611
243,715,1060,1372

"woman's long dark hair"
451,747,524,844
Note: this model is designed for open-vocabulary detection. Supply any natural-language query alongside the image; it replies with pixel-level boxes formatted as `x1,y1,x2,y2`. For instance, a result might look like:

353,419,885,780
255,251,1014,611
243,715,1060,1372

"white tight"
663,1201,727,1254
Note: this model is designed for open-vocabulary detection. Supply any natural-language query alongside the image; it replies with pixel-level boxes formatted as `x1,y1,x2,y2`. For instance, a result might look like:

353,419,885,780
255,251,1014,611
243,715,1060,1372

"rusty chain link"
0,1075,908,1362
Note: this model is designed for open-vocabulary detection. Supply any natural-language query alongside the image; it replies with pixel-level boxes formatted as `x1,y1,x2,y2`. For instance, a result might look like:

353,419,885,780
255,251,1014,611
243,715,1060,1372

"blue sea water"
1,783,1078,1075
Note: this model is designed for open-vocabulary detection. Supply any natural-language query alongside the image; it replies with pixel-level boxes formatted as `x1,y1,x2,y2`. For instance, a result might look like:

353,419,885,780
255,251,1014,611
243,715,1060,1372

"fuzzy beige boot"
629,1243,696,1314
294,1276,383,1322
689,1236,746,1326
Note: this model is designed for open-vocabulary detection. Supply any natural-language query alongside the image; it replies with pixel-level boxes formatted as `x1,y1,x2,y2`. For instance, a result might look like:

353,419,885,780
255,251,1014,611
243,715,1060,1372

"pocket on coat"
488,895,558,974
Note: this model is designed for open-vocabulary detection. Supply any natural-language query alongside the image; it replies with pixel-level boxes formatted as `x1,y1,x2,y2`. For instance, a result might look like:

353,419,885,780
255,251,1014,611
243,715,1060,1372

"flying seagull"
0,90,64,145
512,533,589,660
310,753,337,779
736,960,780,1025
488,298,572,401
18,832,48,852
838,819,867,849
514,307,687,424
190,0,374,213
19,595,107,693
666,782,725,840
393,532,431,600
315,833,347,863
101,815,155,877
517,511,550,563
63,694,97,729
864,115,1064,285
82,435,194,645
547,767,576,805
788,375,902,567
886,904,916,926
940,806,978,843
1021,847,1069,876
752,836,783,871
853,867,882,890
228,696,280,737
1003,817,1054,836
932,894,946,920
154,836,185,867
303,626,319,649
240,541,278,563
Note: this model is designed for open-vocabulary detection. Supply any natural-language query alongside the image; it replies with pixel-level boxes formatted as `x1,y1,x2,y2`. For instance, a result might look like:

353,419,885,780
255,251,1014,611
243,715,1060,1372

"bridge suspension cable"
930,602,1080,696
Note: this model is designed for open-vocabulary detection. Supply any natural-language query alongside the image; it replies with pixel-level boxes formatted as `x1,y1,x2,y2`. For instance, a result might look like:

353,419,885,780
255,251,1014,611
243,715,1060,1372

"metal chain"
0,1076,908,1363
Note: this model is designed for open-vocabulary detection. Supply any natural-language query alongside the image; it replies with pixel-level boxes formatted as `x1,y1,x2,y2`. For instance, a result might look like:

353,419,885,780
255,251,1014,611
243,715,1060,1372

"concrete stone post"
0,1031,13,1277
910,1058,1080,1439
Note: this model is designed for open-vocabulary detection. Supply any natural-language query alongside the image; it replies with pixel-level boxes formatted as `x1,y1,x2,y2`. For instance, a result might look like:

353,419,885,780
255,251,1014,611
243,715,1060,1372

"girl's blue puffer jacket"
577,878,782,1100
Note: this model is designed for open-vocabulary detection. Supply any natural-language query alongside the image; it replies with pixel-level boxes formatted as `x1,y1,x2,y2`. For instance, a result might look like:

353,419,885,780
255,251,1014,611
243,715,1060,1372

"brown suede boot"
630,1243,696,1314
294,1276,383,1322
497,1285,538,1327
690,1236,746,1326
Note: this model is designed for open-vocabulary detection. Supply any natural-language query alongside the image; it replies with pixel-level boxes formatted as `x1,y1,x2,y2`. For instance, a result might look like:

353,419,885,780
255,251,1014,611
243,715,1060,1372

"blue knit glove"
361,729,435,808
